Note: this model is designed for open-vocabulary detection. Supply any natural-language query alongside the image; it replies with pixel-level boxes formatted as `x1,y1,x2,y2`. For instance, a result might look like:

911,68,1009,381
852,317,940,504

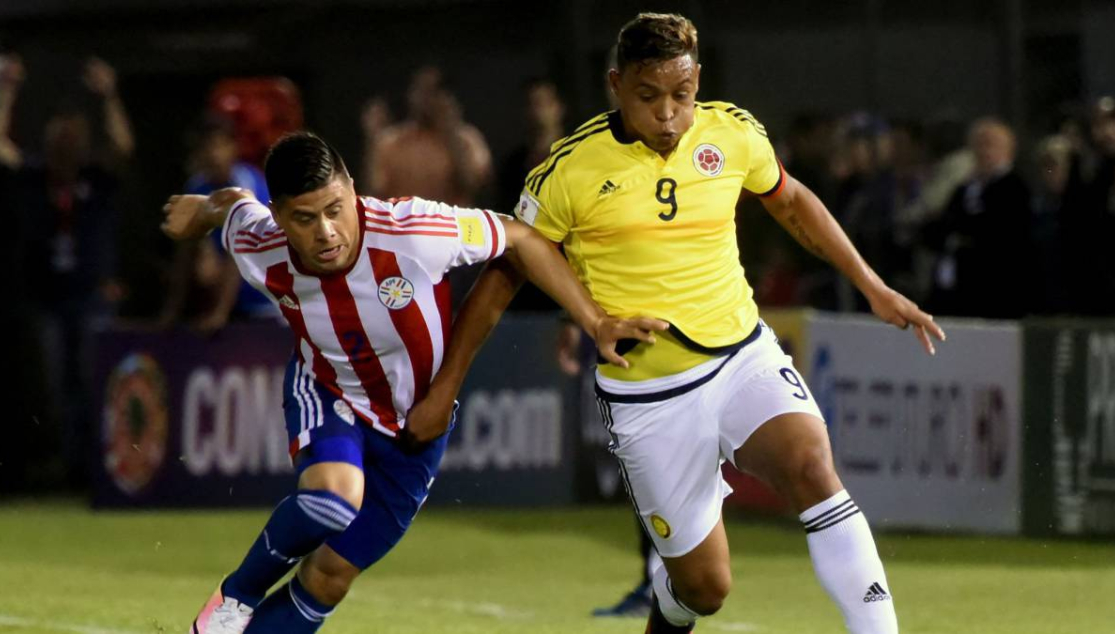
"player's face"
272,175,360,274
610,55,700,154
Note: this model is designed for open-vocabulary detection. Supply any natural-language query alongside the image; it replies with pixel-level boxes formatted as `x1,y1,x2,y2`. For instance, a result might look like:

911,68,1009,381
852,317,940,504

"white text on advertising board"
817,369,1010,481
181,366,292,477
441,389,562,471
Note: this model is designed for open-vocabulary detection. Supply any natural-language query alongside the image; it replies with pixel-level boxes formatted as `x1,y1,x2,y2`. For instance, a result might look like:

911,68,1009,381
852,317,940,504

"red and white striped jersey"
221,195,507,441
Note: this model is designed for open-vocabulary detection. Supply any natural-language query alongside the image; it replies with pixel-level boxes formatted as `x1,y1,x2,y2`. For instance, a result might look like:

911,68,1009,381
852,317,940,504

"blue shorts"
282,356,453,570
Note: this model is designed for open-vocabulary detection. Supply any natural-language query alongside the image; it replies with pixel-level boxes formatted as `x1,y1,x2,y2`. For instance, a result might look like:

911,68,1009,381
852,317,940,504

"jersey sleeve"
734,111,786,198
514,155,573,243
365,196,507,283
220,197,281,289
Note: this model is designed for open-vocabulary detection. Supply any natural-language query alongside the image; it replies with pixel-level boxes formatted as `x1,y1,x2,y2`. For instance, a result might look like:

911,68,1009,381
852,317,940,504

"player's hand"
556,322,583,376
161,195,215,241
866,286,946,356
592,316,670,369
400,388,456,452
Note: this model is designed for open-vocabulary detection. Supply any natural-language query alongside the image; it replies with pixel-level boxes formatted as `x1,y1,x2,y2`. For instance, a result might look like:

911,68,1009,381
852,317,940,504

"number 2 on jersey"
655,178,678,221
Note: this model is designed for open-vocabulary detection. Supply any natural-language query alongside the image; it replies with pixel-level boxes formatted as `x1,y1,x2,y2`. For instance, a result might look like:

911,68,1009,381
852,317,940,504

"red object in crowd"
208,78,304,167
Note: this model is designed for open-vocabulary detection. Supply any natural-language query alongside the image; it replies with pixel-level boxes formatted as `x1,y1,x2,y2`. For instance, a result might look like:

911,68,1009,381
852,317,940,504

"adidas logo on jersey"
863,582,890,603
597,180,618,197
279,295,300,310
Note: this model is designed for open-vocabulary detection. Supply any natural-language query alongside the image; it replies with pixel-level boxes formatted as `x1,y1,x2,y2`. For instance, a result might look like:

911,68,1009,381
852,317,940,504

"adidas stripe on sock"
223,490,358,607
800,490,897,634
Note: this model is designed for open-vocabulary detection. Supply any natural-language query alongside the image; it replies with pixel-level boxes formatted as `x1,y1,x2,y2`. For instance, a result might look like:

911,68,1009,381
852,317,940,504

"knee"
674,568,732,616
299,553,359,606
784,443,840,503
297,462,364,511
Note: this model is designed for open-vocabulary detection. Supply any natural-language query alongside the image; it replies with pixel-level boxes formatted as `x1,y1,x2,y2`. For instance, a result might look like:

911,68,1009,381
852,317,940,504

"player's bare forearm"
762,174,946,354
761,175,886,298
161,188,256,241
429,258,522,397
500,218,606,339
401,259,521,447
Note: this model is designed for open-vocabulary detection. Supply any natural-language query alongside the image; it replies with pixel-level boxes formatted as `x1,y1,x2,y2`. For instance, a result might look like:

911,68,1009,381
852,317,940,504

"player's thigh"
599,390,726,559
283,354,367,509
710,324,837,507
325,408,456,571
733,412,841,510
713,322,823,463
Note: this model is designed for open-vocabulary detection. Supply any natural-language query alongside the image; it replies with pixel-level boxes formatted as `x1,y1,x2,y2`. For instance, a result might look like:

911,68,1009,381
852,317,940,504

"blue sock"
222,490,357,607
244,576,334,633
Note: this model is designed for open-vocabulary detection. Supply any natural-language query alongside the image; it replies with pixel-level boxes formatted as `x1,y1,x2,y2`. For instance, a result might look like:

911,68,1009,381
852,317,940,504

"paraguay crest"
693,143,725,177
102,353,169,495
378,276,415,310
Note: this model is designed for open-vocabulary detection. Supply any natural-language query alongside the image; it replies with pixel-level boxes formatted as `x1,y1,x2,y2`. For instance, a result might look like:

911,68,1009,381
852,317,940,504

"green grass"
0,502,1111,633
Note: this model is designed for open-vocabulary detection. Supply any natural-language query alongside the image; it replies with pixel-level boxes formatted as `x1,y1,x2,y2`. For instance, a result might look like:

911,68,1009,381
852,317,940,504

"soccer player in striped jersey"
162,132,665,633
406,13,946,634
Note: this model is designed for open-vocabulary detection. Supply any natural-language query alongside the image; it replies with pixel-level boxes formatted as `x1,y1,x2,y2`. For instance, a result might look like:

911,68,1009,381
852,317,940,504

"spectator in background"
830,115,899,312
783,113,837,200
369,65,493,308
159,115,275,332
927,117,1032,319
1031,134,1073,314
2,56,133,486
1065,98,1115,315
499,79,566,312
369,66,491,207
359,96,392,194
498,78,565,209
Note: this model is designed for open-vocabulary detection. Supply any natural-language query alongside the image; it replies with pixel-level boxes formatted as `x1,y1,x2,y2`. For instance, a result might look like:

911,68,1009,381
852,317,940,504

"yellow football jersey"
515,102,785,381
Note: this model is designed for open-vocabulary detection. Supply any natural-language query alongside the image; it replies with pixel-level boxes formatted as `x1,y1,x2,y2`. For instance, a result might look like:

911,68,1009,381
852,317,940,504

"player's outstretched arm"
401,257,523,448
401,219,667,448
499,217,668,364
760,174,946,355
160,187,255,241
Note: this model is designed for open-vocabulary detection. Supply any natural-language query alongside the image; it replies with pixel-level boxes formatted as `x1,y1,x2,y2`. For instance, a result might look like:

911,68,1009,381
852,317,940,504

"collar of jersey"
287,196,367,278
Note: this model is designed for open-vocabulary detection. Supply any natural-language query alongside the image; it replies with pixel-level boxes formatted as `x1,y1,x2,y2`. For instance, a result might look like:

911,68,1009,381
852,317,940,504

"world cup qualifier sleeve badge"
693,143,725,177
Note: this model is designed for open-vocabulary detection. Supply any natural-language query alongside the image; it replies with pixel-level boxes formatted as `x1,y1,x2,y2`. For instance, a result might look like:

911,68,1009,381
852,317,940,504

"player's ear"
607,68,622,98
693,63,702,92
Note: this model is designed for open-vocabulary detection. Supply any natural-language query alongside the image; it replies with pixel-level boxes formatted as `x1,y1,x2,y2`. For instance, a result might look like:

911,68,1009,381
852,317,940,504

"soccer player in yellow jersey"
405,12,944,634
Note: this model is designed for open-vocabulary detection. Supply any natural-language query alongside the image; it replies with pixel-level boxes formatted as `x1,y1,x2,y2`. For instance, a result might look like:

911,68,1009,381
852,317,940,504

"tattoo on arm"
786,211,828,261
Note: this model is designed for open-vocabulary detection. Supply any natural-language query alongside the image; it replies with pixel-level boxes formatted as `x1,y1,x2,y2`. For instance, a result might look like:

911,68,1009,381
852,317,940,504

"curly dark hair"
616,13,699,71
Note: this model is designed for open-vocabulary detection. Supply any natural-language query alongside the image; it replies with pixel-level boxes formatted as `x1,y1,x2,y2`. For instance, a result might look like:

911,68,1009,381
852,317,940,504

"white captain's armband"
515,191,541,227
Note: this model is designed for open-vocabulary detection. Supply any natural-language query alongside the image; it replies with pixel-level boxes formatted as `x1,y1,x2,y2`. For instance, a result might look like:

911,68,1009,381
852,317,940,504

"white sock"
650,557,699,627
800,490,898,634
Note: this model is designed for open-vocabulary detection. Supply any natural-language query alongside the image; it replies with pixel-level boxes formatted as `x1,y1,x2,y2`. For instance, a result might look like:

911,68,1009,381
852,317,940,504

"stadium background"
0,1,1113,632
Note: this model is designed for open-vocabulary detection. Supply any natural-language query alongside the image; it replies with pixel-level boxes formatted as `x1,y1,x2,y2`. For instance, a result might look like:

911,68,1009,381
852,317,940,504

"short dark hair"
616,13,698,71
264,132,349,201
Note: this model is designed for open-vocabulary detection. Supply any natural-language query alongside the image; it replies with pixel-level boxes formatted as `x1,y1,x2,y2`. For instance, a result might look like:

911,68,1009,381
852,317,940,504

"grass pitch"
0,501,1110,633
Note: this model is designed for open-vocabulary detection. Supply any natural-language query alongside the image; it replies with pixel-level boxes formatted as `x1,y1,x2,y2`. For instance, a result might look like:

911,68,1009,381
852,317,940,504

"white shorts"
595,321,823,558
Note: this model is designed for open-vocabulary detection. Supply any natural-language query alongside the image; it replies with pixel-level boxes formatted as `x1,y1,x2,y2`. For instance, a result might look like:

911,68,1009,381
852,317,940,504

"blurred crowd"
2,53,1114,486
754,104,1115,320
